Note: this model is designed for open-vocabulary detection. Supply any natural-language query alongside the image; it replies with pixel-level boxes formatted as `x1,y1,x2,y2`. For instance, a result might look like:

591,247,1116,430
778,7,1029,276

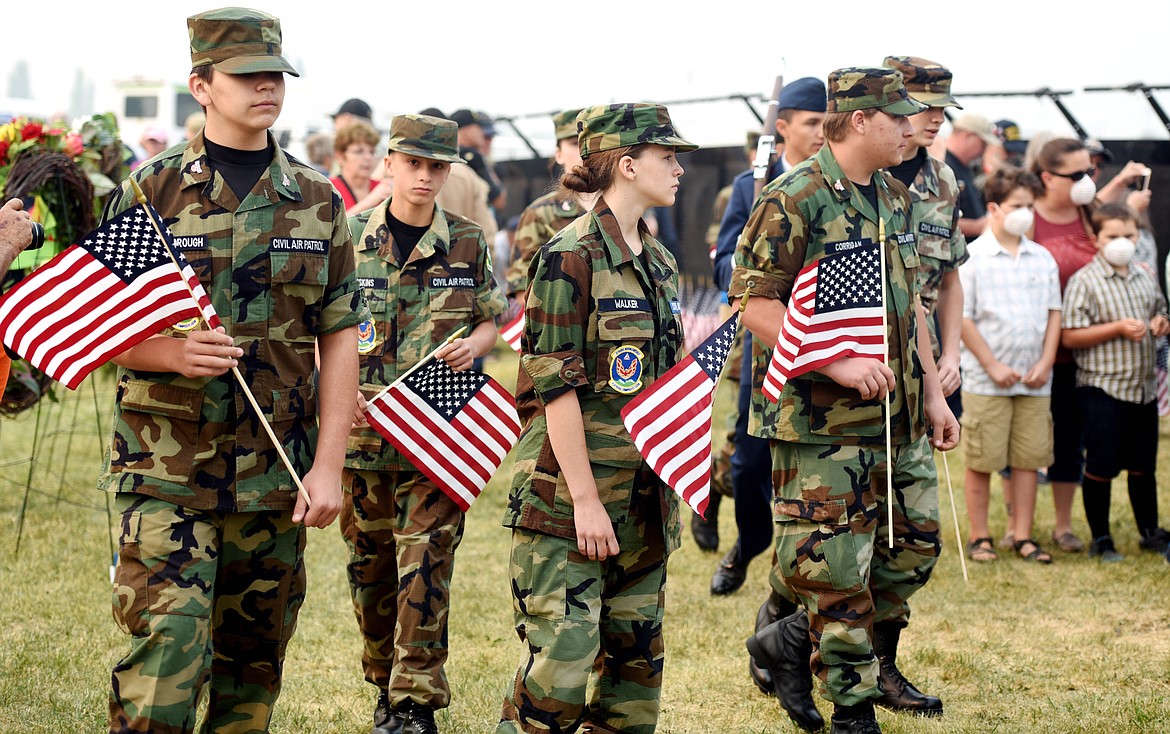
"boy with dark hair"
958,166,1061,564
1062,202,1170,561
102,8,366,732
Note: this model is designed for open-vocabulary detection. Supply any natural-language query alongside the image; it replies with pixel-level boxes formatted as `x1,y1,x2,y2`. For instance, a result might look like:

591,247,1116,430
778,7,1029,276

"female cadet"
497,103,696,734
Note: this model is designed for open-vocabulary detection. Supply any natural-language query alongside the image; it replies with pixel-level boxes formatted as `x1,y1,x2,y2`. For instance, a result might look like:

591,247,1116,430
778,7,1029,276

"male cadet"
732,68,959,734
503,107,591,310
882,56,967,408
101,8,366,733
343,113,505,734
709,76,827,693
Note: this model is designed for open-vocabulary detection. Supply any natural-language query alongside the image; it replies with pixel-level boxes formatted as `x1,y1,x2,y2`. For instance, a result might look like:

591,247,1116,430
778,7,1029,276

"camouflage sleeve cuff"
521,351,588,405
320,288,371,335
726,268,791,303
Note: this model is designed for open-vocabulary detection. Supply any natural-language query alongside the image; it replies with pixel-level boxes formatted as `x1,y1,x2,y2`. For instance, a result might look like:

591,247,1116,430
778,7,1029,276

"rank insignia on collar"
190,160,203,175
282,173,290,187
608,345,645,394
833,179,846,192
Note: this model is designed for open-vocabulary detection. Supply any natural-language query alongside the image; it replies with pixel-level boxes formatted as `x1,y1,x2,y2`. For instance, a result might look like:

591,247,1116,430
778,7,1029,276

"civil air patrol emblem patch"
174,317,199,332
608,345,644,394
357,319,377,354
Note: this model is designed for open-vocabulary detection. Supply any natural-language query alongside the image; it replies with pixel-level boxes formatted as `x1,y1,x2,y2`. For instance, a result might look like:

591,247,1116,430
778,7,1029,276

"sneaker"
1138,528,1170,554
1088,535,1124,563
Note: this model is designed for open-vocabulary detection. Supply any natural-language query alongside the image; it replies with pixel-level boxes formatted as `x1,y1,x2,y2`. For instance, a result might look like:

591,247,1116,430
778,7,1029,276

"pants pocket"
111,508,149,636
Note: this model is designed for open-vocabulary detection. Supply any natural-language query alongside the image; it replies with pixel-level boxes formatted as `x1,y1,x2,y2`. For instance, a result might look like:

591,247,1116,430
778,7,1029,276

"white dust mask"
1102,237,1136,267
1003,208,1034,237
1069,175,1097,205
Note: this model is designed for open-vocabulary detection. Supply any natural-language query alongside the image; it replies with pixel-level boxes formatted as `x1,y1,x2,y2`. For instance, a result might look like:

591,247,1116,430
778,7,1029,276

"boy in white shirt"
959,166,1062,563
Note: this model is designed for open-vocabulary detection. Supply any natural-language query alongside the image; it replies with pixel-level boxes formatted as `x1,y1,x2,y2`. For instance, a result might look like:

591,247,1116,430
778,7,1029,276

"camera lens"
29,222,44,250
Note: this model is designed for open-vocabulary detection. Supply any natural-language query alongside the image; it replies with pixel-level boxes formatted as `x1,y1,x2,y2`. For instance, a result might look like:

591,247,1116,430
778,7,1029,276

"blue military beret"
777,77,827,113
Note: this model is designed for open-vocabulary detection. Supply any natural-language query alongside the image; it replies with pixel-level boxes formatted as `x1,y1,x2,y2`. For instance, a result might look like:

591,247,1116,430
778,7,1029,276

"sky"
5,0,1170,159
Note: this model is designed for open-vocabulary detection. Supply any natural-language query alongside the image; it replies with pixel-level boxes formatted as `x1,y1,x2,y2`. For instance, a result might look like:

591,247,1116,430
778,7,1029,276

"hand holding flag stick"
127,179,313,509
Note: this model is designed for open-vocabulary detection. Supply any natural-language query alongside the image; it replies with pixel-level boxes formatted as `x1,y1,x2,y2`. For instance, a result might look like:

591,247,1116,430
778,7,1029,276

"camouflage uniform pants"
769,435,940,706
109,494,306,734
498,480,668,734
340,468,465,709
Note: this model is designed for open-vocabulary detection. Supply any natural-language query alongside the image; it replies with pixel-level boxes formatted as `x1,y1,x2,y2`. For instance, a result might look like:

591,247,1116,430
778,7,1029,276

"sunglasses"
1046,166,1097,182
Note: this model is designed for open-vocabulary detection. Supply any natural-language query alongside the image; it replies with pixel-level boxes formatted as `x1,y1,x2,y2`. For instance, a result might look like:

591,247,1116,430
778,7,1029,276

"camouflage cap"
188,7,299,77
553,108,584,141
881,56,962,109
826,67,927,117
576,103,698,159
386,114,461,163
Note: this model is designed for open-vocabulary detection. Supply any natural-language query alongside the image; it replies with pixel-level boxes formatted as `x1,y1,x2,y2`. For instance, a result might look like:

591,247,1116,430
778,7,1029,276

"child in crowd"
1062,202,1170,562
959,166,1062,563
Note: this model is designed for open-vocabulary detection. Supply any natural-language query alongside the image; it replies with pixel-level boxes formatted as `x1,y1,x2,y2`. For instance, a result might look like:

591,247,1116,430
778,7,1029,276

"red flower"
0,139,8,165
20,122,43,141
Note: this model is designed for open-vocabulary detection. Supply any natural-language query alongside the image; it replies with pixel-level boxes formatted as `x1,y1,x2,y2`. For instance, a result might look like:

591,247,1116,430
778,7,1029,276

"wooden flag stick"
939,450,969,582
369,326,468,403
878,218,895,549
129,179,312,508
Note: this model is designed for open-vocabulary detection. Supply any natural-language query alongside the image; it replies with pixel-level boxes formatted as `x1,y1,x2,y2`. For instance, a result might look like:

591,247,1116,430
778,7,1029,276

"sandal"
1014,538,1053,564
966,537,999,562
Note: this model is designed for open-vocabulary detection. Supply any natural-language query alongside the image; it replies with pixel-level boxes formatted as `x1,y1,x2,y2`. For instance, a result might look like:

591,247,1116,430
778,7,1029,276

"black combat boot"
872,622,943,716
746,610,825,732
372,689,403,734
830,701,882,734
690,491,721,551
749,590,799,694
398,701,438,734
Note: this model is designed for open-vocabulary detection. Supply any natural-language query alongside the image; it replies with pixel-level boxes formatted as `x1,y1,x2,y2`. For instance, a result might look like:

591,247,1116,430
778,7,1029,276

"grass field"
1,345,1168,733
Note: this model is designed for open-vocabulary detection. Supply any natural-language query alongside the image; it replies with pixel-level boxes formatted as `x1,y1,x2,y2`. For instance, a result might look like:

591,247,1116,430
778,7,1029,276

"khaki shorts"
960,392,1054,473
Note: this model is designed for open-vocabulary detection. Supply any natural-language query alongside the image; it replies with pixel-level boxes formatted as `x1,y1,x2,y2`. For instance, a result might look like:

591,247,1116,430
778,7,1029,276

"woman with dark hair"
498,103,695,734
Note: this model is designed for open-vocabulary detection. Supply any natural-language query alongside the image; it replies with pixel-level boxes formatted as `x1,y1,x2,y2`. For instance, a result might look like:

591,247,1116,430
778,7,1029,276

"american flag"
620,312,738,518
499,308,524,352
0,204,220,390
1157,337,1170,417
365,358,521,511
763,239,885,402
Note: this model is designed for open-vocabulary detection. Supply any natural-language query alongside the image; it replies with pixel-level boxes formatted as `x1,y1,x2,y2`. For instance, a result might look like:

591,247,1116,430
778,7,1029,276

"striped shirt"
1063,254,1169,404
960,231,1062,396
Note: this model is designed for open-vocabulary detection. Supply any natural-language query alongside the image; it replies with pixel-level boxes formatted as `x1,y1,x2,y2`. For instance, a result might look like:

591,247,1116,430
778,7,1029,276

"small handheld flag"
366,358,521,511
621,312,739,518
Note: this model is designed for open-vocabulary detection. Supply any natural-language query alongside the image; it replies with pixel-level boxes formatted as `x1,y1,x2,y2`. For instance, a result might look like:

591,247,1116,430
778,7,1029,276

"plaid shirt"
1063,254,1169,404
959,232,1061,396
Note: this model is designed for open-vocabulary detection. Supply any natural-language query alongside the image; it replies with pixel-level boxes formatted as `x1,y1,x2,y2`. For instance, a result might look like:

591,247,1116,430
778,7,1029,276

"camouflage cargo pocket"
111,378,207,485
111,508,149,636
774,499,865,595
808,378,883,439
509,529,571,621
269,252,327,343
550,431,640,525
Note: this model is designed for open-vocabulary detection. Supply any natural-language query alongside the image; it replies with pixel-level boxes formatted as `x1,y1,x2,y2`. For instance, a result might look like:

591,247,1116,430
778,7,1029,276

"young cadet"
732,68,959,734
498,103,695,734
101,8,366,733
503,107,592,309
343,113,506,734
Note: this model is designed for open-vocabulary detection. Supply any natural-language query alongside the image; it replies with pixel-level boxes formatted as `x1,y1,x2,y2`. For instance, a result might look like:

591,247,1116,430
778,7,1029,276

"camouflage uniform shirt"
728,144,925,446
504,197,683,550
906,151,968,349
503,190,584,296
99,131,369,512
345,199,506,471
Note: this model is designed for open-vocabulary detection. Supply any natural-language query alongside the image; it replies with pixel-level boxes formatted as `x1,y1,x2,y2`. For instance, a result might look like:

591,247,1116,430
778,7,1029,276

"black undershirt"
204,137,274,201
387,211,430,264
854,180,880,218
888,147,927,188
